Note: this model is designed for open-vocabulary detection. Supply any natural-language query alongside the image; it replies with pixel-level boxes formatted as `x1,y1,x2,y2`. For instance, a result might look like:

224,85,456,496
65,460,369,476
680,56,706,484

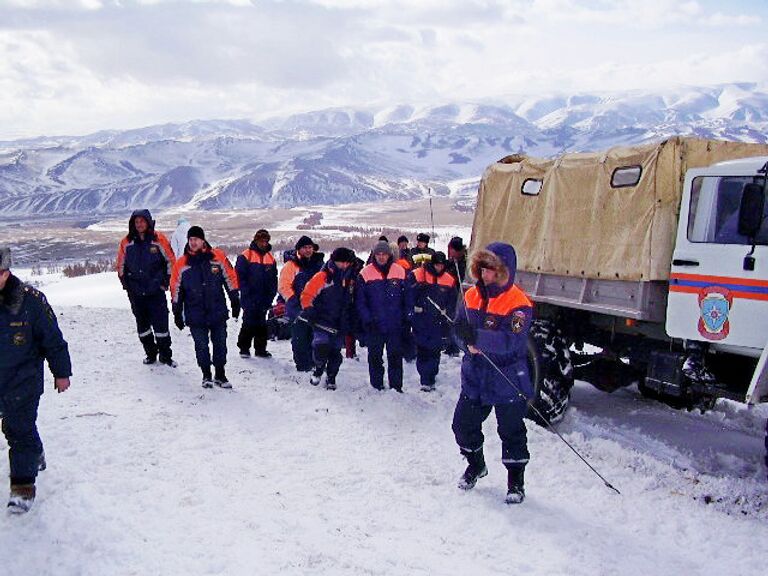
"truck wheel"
526,319,574,426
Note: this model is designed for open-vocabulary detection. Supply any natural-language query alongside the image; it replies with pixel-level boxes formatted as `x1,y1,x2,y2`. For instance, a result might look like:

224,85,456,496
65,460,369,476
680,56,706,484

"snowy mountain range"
2,83,768,216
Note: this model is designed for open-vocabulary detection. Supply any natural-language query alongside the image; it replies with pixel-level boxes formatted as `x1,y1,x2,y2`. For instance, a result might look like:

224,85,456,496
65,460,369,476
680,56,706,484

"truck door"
667,168,768,350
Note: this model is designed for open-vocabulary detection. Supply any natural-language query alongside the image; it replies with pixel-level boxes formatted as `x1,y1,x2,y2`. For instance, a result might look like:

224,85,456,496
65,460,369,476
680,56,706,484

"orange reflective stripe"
170,255,189,303
437,273,457,288
464,285,532,314
413,268,426,283
241,249,275,265
116,237,129,277
278,261,299,300
361,263,407,282
212,248,239,291
301,270,328,309
397,258,412,271
155,233,176,275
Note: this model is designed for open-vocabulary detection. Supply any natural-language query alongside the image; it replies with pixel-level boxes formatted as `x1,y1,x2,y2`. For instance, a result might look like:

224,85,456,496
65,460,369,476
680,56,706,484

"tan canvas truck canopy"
470,137,768,281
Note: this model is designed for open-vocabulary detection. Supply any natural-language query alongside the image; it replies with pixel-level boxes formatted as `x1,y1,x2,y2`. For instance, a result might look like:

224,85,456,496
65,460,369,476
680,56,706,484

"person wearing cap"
116,209,177,367
0,246,71,514
396,235,413,271
355,241,408,392
447,236,467,284
405,251,458,392
235,229,278,358
170,217,192,259
410,233,436,268
279,236,325,372
171,226,240,388
444,236,468,357
299,247,357,390
452,242,533,505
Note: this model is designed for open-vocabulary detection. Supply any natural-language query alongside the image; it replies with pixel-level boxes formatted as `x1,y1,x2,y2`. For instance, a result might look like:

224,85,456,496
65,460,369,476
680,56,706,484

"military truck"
471,137,768,428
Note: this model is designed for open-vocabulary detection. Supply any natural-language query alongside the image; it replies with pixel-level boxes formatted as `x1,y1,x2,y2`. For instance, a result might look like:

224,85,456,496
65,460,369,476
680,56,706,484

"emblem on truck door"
697,286,732,341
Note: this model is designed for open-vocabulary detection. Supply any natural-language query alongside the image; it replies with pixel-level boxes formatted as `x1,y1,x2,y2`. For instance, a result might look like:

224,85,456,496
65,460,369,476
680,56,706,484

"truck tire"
526,319,575,426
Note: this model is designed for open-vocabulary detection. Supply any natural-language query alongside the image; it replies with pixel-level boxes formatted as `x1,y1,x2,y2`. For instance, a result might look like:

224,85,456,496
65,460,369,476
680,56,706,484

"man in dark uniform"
0,246,71,514
116,209,177,366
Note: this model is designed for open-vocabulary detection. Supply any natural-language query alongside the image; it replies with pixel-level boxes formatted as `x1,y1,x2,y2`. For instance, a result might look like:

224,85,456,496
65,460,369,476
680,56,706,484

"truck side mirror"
738,183,765,237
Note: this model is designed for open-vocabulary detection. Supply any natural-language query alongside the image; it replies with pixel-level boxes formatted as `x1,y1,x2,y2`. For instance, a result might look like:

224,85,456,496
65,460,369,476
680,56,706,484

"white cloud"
0,0,765,138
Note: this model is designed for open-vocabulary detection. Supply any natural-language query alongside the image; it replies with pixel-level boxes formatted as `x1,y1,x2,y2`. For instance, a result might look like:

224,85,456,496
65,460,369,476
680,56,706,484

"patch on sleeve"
511,311,527,333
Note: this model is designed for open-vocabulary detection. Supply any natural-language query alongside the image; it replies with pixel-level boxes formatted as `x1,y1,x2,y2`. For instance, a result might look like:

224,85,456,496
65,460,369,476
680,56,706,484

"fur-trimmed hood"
469,242,517,290
127,209,156,241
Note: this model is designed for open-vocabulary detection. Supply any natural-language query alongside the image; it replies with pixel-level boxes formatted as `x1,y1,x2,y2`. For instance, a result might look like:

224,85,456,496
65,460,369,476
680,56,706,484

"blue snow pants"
416,345,441,388
312,330,344,380
190,322,227,371
129,291,172,360
366,331,403,390
1,393,43,485
291,320,314,372
452,393,530,468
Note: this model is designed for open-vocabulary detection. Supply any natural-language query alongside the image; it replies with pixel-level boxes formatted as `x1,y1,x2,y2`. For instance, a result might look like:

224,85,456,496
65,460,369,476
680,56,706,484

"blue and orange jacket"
278,252,325,320
116,209,175,297
170,244,239,328
300,261,355,333
235,242,278,311
0,274,71,411
455,242,533,405
405,263,458,349
355,258,407,335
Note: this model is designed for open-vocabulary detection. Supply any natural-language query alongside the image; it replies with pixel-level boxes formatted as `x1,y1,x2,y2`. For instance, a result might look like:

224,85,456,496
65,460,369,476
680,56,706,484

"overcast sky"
1,0,767,139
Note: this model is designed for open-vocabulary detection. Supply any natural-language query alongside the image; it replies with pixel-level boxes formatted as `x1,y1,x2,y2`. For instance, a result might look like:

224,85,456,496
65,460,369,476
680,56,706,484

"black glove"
174,312,185,331
301,307,317,324
455,324,477,346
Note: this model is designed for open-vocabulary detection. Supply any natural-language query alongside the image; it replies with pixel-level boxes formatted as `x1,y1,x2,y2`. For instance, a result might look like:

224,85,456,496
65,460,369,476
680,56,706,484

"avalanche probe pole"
426,295,621,495
428,187,436,239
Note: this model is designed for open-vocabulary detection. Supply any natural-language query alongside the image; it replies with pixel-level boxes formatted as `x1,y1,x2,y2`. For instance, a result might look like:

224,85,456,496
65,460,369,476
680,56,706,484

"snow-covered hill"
1,270,766,576
2,83,768,216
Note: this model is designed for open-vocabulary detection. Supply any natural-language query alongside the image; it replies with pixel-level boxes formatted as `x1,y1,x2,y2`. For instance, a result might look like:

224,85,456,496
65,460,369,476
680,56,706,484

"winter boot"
201,367,214,389
420,380,436,392
254,350,272,358
158,355,177,368
505,466,525,505
214,366,231,389
239,349,251,358
457,448,488,491
325,376,337,391
140,333,158,364
7,484,36,515
38,450,46,472
310,368,323,386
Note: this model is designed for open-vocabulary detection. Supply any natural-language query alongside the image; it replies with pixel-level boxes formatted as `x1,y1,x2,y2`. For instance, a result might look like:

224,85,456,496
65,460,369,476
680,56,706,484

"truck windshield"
687,176,768,245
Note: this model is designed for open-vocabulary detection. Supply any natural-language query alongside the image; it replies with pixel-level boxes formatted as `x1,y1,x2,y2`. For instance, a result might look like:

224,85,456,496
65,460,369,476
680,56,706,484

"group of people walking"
0,208,536,514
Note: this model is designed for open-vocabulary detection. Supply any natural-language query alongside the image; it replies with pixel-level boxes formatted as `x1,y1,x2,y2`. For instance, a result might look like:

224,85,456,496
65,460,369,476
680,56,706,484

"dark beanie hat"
295,235,317,251
416,232,430,243
432,251,447,265
330,247,356,263
448,236,465,251
378,235,389,242
187,226,206,241
397,235,408,245
372,241,393,257
254,229,270,242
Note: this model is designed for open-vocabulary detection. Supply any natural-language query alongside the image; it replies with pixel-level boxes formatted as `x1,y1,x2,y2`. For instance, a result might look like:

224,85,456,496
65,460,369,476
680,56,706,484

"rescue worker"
444,236,468,357
396,235,413,271
170,217,191,259
405,251,457,392
171,226,240,388
452,242,533,505
300,247,357,390
410,232,435,268
278,236,325,372
0,246,71,514
116,209,177,367
356,241,407,392
447,236,467,284
235,229,277,358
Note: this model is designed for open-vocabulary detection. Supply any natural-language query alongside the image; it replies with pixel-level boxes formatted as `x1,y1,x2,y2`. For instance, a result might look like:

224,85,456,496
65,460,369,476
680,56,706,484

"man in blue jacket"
356,241,407,392
235,229,278,358
300,247,357,390
0,246,71,514
452,242,533,505
405,251,458,392
171,227,240,388
116,209,177,367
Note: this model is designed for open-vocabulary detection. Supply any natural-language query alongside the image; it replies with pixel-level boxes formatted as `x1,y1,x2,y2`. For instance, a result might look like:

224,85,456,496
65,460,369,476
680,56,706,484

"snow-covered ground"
1,272,767,576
